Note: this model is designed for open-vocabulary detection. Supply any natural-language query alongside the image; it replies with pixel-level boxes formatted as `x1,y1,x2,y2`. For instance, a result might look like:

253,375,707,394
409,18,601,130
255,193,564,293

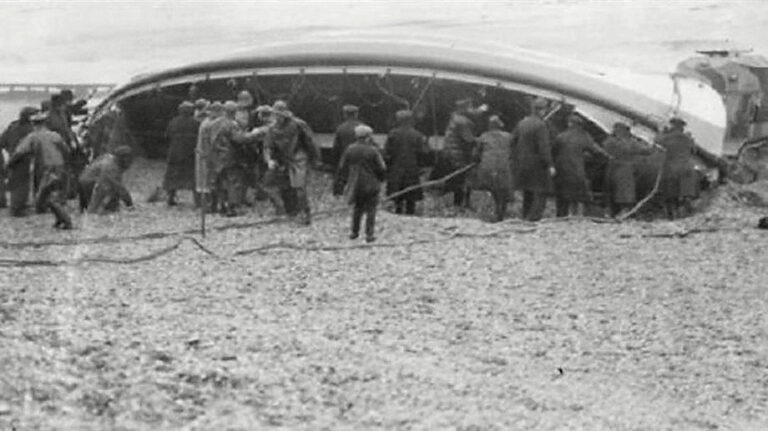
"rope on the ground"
232,225,537,256
616,163,664,222
0,236,220,268
0,164,477,250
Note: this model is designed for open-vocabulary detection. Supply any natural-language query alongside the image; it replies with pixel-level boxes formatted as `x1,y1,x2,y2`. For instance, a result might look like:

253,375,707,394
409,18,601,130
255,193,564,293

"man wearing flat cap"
602,121,654,217
208,100,257,217
0,106,38,214
439,98,484,208
655,116,700,219
552,113,611,217
332,104,364,193
513,97,555,221
473,115,515,222
383,109,430,215
8,111,73,228
263,100,320,224
163,101,199,206
79,145,134,214
337,124,387,242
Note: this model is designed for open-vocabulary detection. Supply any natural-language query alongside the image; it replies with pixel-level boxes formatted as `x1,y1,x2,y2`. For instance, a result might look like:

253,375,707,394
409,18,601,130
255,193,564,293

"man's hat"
113,145,133,158
395,109,413,123
30,111,48,122
271,100,292,117
354,124,373,138
178,101,195,113
613,121,630,131
532,97,548,110
237,91,254,107
489,115,504,128
223,100,238,113
568,113,585,125
194,98,210,110
19,106,39,119
255,105,272,114
455,98,473,109
207,101,224,113
342,104,359,114
669,116,687,127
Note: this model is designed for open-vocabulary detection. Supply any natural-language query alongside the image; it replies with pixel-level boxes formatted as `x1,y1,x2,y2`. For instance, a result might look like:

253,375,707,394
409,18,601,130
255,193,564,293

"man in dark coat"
441,98,480,207
513,97,554,221
210,101,253,217
473,115,515,222
656,117,700,219
263,100,320,225
338,125,387,242
383,109,429,215
78,146,134,214
332,104,364,191
8,112,72,228
552,114,611,217
603,122,654,217
0,107,38,214
163,101,199,206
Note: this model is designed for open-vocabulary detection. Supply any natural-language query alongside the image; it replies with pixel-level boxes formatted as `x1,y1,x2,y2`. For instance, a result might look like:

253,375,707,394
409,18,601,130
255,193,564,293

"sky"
0,0,767,84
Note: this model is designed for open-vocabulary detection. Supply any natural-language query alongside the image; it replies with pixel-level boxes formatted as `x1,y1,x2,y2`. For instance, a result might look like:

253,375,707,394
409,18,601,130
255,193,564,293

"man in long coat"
263,100,319,225
474,115,515,222
0,107,38,215
209,101,253,217
602,122,653,217
656,117,700,219
332,104,364,192
514,97,554,221
552,114,611,217
383,109,429,215
337,125,387,242
164,101,199,206
196,102,223,212
8,112,72,228
79,146,134,214
441,98,479,207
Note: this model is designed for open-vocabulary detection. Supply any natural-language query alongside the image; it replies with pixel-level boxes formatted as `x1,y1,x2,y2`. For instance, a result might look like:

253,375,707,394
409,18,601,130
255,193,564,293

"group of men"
1,88,705,233
0,90,136,229
163,93,319,224
433,97,704,222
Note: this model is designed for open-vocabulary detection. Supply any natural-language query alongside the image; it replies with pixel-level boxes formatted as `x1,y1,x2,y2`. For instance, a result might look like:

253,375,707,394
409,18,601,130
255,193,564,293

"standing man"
196,102,223,212
603,122,653,217
7,112,72,229
383,109,430,215
78,146,134,214
552,114,611,217
514,97,555,221
473,115,515,222
656,117,699,219
442,98,479,208
332,104,364,193
337,125,387,242
0,107,38,214
163,101,199,206
210,101,249,217
263,100,320,225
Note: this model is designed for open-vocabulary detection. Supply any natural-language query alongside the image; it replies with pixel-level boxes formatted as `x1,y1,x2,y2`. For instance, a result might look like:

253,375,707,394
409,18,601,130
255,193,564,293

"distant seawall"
0,83,114,127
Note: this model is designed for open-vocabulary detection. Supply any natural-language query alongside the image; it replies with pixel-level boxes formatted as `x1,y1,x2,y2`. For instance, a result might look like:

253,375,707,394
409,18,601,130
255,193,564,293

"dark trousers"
37,169,71,227
79,181,119,213
216,166,244,213
556,197,576,218
492,192,509,222
522,190,547,221
394,197,416,215
352,194,378,239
